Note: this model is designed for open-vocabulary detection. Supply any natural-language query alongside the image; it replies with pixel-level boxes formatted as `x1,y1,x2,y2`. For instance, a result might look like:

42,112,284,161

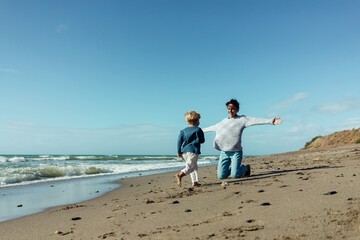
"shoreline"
1,144,359,239
0,165,218,223
0,174,121,223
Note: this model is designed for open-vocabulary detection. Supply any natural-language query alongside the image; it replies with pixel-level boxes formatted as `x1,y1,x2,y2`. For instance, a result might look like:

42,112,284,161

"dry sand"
1,144,360,240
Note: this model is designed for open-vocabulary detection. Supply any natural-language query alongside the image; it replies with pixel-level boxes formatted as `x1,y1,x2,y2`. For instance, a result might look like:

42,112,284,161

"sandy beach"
1,144,359,240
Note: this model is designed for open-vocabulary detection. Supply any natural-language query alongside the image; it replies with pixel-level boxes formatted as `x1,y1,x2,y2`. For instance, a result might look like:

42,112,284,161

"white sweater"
202,115,274,152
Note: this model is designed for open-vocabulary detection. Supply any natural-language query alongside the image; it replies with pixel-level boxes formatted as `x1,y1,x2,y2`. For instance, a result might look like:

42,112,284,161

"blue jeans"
218,151,247,179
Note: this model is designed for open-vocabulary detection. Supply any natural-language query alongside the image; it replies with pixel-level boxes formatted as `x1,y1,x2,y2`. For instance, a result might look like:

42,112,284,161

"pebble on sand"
145,198,154,204
324,191,337,195
184,209,192,212
261,202,271,206
71,217,82,221
172,200,180,204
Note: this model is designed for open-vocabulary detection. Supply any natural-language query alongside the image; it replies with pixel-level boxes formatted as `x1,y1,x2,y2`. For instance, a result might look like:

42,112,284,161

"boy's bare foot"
175,173,182,187
192,182,201,187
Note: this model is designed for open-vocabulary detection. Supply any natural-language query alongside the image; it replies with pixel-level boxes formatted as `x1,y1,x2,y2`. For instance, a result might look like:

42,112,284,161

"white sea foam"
74,156,97,160
48,156,70,161
8,157,26,162
28,156,70,161
0,157,8,163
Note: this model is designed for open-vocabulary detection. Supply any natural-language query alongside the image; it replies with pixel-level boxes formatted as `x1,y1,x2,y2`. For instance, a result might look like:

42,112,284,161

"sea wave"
0,165,112,186
0,156,26,163
0,154,218,187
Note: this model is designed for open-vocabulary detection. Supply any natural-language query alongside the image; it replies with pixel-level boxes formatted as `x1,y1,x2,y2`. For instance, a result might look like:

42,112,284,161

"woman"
202,99,282,179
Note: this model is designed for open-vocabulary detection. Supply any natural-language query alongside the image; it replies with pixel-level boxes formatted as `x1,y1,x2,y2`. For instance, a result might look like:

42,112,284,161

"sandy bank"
1,144,359,239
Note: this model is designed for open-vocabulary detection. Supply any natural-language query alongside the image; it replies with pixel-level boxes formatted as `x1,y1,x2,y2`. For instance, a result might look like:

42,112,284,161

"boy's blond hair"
184,111,201,124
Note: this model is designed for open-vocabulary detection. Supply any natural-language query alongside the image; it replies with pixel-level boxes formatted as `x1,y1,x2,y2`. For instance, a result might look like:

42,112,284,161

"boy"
176,111,205,187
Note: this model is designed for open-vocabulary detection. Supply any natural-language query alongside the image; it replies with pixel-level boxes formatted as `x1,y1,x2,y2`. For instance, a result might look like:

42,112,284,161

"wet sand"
1,144,359,239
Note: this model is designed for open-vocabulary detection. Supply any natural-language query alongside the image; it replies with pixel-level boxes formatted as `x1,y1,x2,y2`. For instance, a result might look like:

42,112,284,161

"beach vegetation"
304,135,322,149
356,138,360,144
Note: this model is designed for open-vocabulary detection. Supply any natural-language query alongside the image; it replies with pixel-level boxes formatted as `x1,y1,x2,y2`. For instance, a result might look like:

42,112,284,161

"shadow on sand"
202,165,343,187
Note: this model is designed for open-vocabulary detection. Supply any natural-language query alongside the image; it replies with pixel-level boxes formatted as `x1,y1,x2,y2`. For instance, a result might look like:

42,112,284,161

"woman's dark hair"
226,99,239,110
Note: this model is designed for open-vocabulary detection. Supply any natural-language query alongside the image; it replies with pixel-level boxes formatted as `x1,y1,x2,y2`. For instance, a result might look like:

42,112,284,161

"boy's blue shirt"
177,126,205,154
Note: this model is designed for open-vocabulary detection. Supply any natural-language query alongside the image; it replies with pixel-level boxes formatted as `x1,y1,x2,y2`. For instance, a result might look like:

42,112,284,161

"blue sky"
1,0,360,155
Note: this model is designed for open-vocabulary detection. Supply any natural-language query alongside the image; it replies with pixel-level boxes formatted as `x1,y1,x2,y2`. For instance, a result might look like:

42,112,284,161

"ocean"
0,154,218,222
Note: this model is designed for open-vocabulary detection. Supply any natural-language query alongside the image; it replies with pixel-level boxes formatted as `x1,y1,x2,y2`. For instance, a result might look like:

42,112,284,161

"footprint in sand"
243,219,265,231
99,232,116,238
222,211,233,216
